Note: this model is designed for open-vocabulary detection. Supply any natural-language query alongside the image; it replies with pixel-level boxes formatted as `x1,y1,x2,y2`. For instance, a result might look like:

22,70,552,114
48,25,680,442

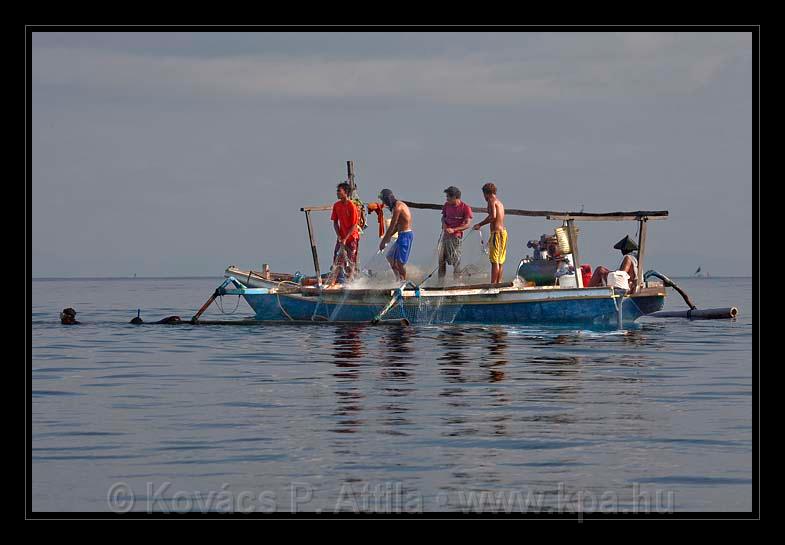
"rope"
215,294,241,315
275,281,302,322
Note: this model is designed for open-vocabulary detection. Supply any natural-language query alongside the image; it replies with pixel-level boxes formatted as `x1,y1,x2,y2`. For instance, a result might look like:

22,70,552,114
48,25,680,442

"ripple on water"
31,277,753,512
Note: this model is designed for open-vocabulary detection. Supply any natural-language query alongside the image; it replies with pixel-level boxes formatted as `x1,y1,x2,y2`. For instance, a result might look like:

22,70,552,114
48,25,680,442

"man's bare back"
391,201,412,233
488,197,505,232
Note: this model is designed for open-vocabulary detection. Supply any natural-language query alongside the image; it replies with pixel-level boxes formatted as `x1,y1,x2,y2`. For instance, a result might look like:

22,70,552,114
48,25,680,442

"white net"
370,293,463,325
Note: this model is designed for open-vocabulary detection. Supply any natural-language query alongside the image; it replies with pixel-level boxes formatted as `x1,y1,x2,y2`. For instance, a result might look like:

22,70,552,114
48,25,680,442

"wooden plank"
347,160,356,195
631,286,667,298
637,218,648,292
303,201,668,221
566,219,581,286
304,210,321,280
546,214,668,221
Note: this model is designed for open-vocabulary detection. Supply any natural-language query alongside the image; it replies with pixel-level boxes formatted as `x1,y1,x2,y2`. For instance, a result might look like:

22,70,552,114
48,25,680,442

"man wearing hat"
439,186,473,281
587,235,641,292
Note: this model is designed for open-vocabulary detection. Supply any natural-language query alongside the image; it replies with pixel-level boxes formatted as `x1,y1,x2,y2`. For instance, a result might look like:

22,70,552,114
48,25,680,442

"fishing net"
431,228,491,286
303,224,492,324
378,294,464,325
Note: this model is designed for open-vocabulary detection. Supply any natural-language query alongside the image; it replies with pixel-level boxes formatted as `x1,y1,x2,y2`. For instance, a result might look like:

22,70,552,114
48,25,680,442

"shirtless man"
378,189,413,281
588,235,640,293
472,182,507,284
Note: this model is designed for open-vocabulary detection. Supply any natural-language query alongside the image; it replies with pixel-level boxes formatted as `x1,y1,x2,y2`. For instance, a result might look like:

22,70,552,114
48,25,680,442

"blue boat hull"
240,289,665,326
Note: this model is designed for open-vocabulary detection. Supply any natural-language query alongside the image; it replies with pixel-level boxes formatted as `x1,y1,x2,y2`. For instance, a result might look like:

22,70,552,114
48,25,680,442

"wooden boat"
170,161,670,327
219,268,666,326
206,159,668,327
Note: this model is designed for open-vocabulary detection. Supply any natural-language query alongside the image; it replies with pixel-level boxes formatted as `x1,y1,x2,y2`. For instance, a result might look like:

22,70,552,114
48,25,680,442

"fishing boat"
217,271,666,326
193,162,670,327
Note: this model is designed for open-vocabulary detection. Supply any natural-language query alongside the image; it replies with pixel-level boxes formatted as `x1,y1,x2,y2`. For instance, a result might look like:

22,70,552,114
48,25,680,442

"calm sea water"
31,277,753,513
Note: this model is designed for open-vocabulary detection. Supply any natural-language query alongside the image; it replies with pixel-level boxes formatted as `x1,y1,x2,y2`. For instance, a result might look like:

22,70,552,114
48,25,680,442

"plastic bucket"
580,264,592,287
558,274,577,288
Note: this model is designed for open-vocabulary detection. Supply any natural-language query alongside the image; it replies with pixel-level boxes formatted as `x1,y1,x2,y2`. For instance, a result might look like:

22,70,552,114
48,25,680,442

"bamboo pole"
566,219,581,287
304,210,321,280
301,202,669,221
400,201,668,221
347,160,356,196
637,218,648,291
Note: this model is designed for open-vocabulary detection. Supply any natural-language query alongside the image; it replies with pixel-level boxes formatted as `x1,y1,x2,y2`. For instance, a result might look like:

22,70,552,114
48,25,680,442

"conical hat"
613,235,638,252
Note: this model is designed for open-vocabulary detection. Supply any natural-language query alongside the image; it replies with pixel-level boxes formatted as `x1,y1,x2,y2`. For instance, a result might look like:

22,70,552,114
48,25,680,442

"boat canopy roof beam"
301,202,668,221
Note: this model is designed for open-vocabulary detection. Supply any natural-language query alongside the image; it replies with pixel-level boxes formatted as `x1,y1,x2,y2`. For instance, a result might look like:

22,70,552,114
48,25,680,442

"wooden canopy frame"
299,162,668,286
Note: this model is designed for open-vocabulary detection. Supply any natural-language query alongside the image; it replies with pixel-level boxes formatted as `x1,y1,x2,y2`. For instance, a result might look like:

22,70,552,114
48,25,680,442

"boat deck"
225,265,666,299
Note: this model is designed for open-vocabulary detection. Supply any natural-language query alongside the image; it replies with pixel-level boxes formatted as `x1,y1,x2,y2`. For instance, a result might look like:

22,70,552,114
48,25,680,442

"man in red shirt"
439,186,473,280
331,182,360,283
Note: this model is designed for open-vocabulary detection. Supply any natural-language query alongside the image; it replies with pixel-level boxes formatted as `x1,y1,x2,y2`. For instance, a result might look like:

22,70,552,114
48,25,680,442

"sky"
30,31,754,278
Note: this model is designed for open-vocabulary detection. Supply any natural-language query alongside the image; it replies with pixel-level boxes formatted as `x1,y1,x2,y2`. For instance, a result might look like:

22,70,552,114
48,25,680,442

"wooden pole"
304,210,321,280
302,202,669,221
347,160,356,196
637,217,648,290
400,201,668,220
566,219,581,287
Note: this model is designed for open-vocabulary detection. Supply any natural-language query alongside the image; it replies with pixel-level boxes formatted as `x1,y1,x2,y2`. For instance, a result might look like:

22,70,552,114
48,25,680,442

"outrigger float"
185,162,735,328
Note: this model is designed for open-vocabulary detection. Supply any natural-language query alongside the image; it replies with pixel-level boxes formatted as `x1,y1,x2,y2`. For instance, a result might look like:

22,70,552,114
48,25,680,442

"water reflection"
482,327,509,384
376,326,415,436
379,325,414,381
330,325,366,434
482,327,510,437
437,327,470,385
329,325,418,438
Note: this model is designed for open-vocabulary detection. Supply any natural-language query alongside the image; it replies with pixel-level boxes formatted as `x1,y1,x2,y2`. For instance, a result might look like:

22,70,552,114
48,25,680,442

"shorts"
489,229,508,265
389,230,413,265
333,238,358,282
441,235,463,266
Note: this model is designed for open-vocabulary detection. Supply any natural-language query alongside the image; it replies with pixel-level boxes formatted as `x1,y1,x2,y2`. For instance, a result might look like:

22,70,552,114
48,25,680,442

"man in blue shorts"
378,189,414,281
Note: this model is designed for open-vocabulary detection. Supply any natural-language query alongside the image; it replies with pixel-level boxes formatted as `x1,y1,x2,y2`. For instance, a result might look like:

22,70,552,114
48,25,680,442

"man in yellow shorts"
472,182,507,284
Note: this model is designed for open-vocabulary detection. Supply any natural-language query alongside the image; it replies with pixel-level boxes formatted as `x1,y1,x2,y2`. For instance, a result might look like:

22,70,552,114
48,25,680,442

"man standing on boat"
378,189,413,281
331,182,360,283
472,182,507,284
439,186,473,281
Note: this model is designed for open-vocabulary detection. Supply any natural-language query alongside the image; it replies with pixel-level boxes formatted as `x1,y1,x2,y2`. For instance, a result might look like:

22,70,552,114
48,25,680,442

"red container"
580,264,592,287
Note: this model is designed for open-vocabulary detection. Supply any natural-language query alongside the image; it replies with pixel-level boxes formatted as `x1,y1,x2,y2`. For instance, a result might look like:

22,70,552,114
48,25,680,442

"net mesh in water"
307,288,464,325
380,295,464,325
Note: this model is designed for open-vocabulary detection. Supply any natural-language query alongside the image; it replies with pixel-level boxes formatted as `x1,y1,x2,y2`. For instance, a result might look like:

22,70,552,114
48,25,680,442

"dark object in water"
644,270,698,309
131,309,181,325
155,316,182,324
649,307,738,320
643,270,737,320
60,308,80,325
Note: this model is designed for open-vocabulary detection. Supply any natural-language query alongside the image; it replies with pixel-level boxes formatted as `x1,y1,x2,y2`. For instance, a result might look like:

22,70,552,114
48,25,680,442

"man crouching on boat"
378,189,413,281
587,235,640,293
331,182,360,283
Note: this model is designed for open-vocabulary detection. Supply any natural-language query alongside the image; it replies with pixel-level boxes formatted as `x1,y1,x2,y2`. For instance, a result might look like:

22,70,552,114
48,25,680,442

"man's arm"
455,217,471,233
473,202,496,229
333,220,341,239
